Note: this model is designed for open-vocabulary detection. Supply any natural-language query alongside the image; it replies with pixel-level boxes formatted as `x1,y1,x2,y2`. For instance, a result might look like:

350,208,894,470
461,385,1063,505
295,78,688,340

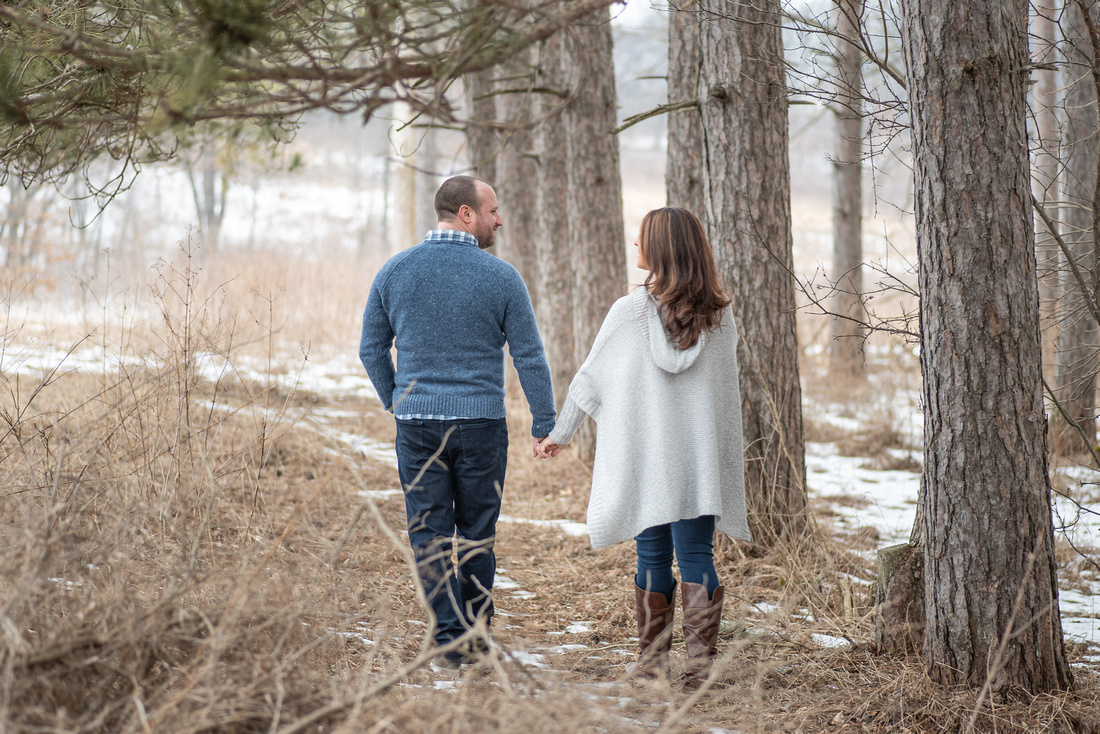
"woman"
536,207,749,686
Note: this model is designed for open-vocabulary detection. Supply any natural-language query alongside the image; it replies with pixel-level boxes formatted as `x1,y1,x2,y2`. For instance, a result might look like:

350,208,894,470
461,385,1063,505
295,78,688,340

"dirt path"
297,390,870,731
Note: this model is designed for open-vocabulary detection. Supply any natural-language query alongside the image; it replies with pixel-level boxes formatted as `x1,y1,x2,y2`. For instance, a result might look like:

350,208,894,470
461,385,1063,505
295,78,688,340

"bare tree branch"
0,0,622,186
609,99,696,136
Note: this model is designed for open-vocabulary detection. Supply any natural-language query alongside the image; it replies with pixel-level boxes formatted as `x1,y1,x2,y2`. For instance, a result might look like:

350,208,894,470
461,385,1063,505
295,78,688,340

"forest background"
1,1,1099,732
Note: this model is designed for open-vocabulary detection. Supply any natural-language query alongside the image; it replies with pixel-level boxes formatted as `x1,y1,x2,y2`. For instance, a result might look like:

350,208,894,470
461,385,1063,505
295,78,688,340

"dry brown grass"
2,260,1098,733
16,237,385,367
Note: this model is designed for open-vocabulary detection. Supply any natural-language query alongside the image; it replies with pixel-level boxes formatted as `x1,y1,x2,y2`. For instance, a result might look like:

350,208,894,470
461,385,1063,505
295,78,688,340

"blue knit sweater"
359,229,556,437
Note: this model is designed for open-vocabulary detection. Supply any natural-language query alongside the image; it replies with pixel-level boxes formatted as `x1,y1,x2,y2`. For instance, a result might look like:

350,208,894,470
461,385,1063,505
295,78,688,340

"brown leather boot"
631,582,675,677
681,582,724,689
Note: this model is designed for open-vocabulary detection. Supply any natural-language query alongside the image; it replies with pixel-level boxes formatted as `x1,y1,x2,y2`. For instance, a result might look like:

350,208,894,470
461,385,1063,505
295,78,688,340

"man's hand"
533,438,563,459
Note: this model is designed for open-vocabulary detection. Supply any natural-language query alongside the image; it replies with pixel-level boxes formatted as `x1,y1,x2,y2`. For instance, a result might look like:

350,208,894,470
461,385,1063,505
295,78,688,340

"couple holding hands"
359,176,748,687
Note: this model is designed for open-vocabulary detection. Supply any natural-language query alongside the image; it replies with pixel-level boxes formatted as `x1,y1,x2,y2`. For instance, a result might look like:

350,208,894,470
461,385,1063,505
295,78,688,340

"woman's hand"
533,438,563,459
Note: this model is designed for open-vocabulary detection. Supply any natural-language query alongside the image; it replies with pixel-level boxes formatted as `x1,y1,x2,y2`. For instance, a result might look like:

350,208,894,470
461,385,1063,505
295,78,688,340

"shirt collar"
423,229,479,247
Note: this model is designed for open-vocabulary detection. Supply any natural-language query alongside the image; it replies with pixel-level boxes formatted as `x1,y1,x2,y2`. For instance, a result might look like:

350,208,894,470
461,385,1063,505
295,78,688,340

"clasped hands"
532,437,563,459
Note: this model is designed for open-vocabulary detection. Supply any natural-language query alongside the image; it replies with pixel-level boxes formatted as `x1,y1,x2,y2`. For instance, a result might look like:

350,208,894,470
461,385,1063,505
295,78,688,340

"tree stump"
874,543,925,654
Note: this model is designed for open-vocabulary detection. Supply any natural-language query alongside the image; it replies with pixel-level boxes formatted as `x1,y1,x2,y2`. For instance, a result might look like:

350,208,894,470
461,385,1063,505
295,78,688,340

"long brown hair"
639,207,731,350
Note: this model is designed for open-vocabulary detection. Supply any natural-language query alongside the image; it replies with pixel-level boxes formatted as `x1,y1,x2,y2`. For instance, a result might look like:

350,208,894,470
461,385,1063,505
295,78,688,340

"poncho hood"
635,290,705,374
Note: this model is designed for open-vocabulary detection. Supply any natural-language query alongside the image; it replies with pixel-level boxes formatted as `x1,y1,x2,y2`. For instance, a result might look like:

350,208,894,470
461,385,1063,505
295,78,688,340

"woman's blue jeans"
394,417,508,649
635,515,718,600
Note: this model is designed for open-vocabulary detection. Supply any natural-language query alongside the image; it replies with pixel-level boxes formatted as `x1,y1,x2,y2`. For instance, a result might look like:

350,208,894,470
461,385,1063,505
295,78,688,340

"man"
359,175,556,669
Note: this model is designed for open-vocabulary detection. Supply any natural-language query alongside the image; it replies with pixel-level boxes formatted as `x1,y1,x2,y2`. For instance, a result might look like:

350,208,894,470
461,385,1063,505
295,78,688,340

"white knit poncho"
547,288,750,549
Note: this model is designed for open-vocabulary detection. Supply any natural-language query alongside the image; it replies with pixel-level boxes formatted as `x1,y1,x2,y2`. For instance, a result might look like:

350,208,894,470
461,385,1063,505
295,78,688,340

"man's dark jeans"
394,417,508,648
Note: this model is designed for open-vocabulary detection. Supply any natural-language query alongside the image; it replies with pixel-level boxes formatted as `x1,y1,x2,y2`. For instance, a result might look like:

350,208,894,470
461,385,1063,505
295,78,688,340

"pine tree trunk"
1031,3,1060,373
562,8,626,460
413,128,440,237
666,1,705,214
901,0,1073,692
697,0,807,544
534,34,577,411
495,71,540,309
828,0,866,382
464,68,498,182
391,102,419,254
1054,2,1099,450
464,59,539,296
491,58,541,400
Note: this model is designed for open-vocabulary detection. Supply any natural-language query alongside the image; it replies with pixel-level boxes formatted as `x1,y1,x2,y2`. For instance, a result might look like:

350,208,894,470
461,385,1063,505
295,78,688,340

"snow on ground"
498,515,590,538
808,430,1099,665
806,441,919,546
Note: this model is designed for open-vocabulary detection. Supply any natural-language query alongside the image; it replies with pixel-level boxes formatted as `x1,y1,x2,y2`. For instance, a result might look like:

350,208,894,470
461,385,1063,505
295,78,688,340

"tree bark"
495,65,540,309
666,1,706,215
464,68,499,182
874,543,924,655
484,55,542,400
413,127,440,238
534,35,577,411
561,7,626,460
391,103,419,255
1054,1,1099,450
1032,3,1060,372
697,0,808,545
464,56,539,298
829,0,866,382
901,0,1073,692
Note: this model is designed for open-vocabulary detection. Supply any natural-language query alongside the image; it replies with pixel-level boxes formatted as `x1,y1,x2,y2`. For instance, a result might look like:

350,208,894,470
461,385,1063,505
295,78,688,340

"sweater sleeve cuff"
531,418,556,438
547,396,587,445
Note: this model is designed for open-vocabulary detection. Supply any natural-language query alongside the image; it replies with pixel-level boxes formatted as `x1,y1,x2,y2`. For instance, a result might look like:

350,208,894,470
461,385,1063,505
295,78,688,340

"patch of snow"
493,572,520,590
838,572,874,587
509,650,547,668
357,488,402,500
1058,462,1100,484
807,441,919,545
334,629,375,646
811,633,851,649
1058,588,1099,648
497,515,589,538
1052,492,1099,552
350,437,399,467
495,574,536,598
749,601,781,617
2,344,144,377
192,352,380,404
813,413,863,434
540,644,589,653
